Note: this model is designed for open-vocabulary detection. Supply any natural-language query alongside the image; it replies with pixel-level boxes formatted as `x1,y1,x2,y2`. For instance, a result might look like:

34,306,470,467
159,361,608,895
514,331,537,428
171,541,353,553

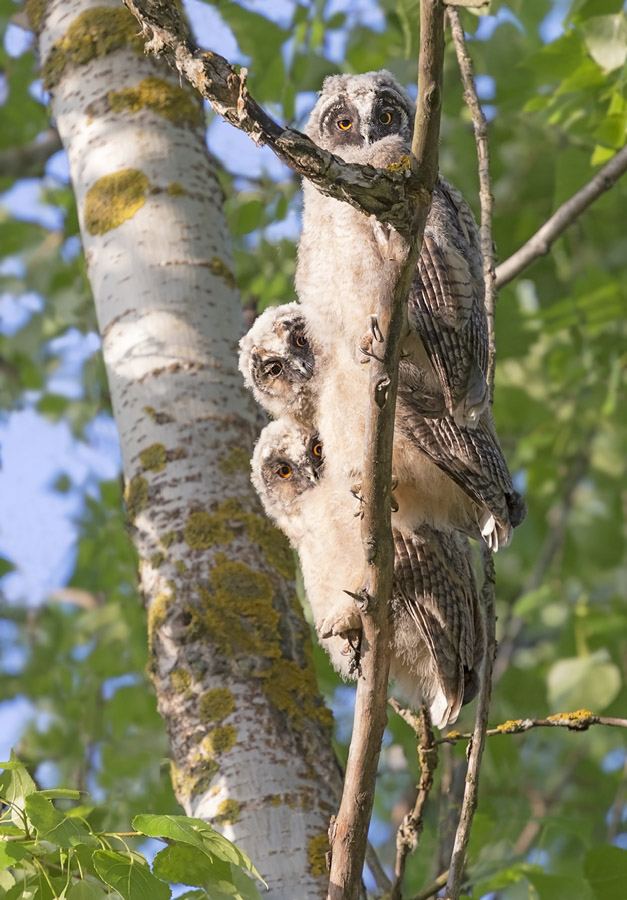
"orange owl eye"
337,118,352,131
295,334,307,348
265,361,283,378
379,111,392,125
312,442,323,458
277,464,292,479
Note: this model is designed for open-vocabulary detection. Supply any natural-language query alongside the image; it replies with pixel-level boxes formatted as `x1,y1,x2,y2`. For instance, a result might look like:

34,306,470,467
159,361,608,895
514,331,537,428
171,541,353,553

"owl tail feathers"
428,679,464,729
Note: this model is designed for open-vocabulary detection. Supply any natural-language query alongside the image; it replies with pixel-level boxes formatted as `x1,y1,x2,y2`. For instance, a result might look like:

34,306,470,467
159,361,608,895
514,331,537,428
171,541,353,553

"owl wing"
408,179,489,426
396,390,526,547
392,526,480,727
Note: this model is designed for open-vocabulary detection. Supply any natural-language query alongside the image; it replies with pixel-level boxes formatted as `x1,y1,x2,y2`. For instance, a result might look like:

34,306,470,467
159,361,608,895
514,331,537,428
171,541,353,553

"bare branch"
123,0,430,240
327,3,446,896
443,17,498,900
438,710,627,745
408,870,450,900
443,0,490,7
495,143,627,288
444,548,496,900
389,704,438,899
0,130,62,179
447,7,496,390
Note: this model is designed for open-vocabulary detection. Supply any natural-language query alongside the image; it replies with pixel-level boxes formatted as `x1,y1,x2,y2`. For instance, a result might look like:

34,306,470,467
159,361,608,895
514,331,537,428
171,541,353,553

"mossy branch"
123,0,432,240
437,710,627,745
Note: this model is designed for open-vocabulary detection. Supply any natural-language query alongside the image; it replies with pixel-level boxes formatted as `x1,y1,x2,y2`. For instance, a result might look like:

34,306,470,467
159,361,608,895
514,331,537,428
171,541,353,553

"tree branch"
437,710,627,745
124,0,430,240
443,16,497,900
444,548,496,900
0,130,62,179
495,143,627,288
389,703,438,899
326,3,445,896
408,870,450,900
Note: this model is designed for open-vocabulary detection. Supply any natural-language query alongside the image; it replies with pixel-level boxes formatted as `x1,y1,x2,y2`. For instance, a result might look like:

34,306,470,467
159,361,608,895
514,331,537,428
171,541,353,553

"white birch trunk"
36,1,341,894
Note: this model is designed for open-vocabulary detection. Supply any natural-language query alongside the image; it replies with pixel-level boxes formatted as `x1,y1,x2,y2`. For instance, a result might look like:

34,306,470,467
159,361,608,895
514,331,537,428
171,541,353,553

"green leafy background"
0,0,626,897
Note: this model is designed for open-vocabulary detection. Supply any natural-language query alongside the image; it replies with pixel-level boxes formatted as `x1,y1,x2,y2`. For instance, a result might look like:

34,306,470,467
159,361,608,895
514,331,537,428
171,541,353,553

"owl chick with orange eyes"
297,70,490,429
251,419,483,729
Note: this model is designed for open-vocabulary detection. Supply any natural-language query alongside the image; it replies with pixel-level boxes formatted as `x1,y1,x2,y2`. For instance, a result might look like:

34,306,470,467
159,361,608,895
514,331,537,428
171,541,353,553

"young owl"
251,419,483,728
296,70,488,427
241,303,524,548
238,302,318,422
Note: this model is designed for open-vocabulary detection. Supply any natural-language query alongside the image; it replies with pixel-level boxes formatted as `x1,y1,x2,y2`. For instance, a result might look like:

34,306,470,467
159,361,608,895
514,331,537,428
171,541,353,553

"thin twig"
124,0,427,240
444,548,496,900
437,710,627,745
447,6,496,389
327,4,445,896
444,15,497,900
0,130,62,179
389,704,438,899
408,870,450,900
495,143,627,288
365,841,393,896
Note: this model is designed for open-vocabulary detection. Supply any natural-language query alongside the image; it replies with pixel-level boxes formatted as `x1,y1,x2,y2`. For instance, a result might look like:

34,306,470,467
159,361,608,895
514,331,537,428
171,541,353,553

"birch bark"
34,1,341,894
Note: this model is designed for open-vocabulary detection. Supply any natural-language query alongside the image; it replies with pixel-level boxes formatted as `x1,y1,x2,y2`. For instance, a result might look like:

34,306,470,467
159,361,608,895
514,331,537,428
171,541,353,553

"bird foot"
318,602,362,641
358,315,384,365
372,219,392,258
350,481,365,518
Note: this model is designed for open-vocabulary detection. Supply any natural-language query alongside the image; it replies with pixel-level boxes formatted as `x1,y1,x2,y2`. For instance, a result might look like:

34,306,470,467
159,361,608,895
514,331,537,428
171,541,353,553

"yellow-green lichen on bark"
171,668,191,693
25,0,47,32
184,510,234,550
150,551,165,569
161,531,177,548
185,555,331,733
42,7,142,90
147,592,173,653
308,832,331,878
209,256,237,290
167,182,187,197
171,758,219,802
84,169,150,236
202,725,237,756
108,76,201,127
140,442,167,472
214,798,240,826
124,475,148,522
199,688,235,724
219,445,251,476
174,560,187,575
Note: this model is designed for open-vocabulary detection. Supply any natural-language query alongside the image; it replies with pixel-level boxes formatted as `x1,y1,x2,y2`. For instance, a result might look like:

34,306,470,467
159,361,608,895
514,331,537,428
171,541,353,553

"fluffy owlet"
238,302,318,422
251,419,483,728
240,303,524,549
296,70,489,428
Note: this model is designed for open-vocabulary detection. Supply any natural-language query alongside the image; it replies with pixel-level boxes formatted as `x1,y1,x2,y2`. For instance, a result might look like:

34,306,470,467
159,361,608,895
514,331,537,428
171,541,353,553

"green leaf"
0,752,37,826
584,846,627,900
152,844,217,887
582,14,627,72
92,850,170,900
0,557,16,578
67,882,107,900
526,871,594,900
38,789,81,800
131,815,262,881
546,649,622,712
0,842,27,870
25,793,98,849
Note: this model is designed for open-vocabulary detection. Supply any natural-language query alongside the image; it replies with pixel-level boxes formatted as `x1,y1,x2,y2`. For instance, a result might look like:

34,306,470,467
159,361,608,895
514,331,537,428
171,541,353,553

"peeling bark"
36,1,340,894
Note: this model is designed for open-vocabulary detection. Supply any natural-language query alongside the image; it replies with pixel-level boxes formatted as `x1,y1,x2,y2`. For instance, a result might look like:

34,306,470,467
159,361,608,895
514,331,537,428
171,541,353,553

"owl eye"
379,111,392,125
277,464,292,479
264,361,283,378
312,442,323,458
295,334,307,348
337,118,352,131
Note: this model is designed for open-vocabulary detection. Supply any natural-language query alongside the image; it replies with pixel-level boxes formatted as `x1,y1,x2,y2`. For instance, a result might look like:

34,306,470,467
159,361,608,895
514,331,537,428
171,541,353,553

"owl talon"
369,314,384,343
372,219,392,258
359,333,380,364
350,482,365,518
318,604,362,640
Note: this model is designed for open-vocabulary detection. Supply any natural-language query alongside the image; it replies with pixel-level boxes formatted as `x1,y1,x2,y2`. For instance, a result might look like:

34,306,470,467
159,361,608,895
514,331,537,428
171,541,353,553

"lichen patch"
85,169,150,236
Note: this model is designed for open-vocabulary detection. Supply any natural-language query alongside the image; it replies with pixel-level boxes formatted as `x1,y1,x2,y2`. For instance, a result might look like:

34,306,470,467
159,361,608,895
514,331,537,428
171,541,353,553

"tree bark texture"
36,1,341,894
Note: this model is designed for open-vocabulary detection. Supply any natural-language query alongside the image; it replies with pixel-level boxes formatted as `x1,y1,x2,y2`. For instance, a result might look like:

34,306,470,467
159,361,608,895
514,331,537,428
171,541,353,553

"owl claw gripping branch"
239,70,526,728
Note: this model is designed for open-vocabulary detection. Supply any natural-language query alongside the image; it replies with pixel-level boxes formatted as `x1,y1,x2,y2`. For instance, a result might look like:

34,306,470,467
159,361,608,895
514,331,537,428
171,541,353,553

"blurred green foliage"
0,0,626,897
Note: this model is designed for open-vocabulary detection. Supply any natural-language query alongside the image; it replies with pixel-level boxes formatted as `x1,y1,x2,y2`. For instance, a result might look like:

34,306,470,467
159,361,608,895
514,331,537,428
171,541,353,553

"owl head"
251,418,324,540
304,70,414,163
238,302,317,421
